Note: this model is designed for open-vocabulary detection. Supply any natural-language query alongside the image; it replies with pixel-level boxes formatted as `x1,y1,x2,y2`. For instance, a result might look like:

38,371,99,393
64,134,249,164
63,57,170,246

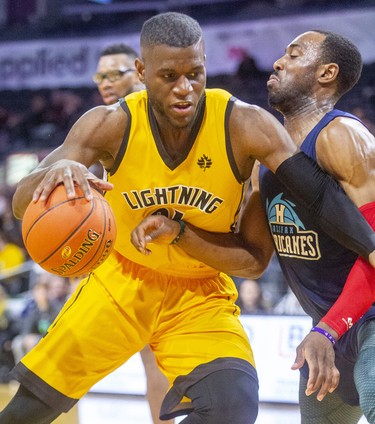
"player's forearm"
321,257,375,337
321,202,375,337
179,225,272,278
276,152,375,261
12,168,48,219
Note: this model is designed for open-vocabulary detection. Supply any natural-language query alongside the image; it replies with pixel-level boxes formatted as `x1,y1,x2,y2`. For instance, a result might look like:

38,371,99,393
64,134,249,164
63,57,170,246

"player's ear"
318,63,339,84
135,58,145,83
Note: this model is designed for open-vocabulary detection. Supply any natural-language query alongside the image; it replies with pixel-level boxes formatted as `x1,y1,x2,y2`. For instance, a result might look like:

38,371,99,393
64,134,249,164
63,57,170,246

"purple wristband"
310,326,336,345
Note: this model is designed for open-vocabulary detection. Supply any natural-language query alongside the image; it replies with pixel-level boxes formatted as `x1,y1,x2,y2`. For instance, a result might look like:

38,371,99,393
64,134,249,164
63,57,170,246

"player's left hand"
131,215,181,255
291,327,340,401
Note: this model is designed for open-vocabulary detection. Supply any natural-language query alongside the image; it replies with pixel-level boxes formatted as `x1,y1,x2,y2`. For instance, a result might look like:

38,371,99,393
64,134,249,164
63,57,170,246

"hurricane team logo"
266,193,321,260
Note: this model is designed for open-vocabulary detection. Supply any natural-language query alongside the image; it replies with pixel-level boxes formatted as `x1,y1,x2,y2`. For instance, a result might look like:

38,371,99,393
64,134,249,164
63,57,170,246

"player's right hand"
33,159,113,203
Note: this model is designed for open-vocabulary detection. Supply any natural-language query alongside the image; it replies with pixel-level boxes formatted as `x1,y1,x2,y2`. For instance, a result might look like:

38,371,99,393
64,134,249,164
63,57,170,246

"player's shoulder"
231,97,274,129
124,89,148,103
69,103,128,150
205,87,232,99
79,103,124,122
121,90,148,116
322,113,373,145
317,112,375,176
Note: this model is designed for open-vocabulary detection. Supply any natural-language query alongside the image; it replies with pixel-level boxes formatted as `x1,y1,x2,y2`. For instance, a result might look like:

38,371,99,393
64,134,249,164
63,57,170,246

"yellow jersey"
105,88,245,278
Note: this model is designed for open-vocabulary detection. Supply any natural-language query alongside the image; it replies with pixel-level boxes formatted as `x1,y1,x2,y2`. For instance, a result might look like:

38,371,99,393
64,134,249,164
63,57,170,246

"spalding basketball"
22,184,116,277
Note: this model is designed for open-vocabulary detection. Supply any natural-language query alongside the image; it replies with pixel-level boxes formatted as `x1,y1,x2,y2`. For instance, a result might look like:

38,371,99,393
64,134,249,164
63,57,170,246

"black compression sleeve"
275,151,375,260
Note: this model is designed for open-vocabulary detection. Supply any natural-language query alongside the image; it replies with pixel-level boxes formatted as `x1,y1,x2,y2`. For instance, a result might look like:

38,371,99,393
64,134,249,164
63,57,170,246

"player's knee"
186,369,259,424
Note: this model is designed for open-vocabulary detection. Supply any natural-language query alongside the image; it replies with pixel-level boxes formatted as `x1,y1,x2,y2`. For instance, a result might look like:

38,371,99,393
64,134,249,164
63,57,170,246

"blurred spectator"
0,189,23,246
0,285,19,382
236,51,263,80
11,277,62,364
273,287,306,316
256,253,289,308
37,269,70,310
0,106,26,153
236,278,270,314
0,61,374,157
0,227,26,295
0,228,24,271
227,48,269,107
19,92,51,148
46,90,87,137
0,106,11,155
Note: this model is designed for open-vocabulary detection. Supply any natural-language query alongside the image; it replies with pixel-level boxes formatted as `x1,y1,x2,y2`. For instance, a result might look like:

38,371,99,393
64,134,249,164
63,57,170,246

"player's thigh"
155,278,254,383
299,374,362,424
21,272,146,399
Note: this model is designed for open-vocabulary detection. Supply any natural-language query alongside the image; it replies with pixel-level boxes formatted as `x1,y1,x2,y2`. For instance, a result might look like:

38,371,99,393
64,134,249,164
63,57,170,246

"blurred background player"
93,43,144,105
11,276,62,365
93,43,173,424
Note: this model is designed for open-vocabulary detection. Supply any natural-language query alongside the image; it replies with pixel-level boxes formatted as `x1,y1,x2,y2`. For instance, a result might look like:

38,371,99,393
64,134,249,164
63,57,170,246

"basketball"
22,184,117,278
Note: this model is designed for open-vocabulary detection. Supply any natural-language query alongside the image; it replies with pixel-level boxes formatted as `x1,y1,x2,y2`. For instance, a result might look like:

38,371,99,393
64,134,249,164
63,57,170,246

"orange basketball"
22,184,117,278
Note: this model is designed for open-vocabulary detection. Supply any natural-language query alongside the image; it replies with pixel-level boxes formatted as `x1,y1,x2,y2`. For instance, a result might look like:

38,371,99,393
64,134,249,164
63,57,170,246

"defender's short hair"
140,12,202,48
313,30,362,98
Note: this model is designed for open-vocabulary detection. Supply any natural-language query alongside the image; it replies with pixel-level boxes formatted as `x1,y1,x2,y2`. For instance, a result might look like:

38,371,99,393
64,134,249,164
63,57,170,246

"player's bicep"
62,104,127,167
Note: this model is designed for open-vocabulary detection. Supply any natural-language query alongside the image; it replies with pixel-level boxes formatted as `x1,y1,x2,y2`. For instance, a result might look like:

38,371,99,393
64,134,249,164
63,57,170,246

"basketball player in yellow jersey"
93,43,173,424
5,12,375,424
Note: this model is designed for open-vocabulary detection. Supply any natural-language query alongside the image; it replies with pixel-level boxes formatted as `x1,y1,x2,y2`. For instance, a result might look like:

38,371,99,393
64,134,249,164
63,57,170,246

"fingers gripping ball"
22,185,117,277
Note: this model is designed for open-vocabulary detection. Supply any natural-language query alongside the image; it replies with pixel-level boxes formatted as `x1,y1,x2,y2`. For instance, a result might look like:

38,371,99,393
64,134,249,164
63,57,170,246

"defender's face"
96,53,139,105
267,31,325,111
137,40,206,128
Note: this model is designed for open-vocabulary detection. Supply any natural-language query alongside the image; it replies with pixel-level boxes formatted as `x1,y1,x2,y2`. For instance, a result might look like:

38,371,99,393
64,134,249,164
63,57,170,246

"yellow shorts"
14,251,255,412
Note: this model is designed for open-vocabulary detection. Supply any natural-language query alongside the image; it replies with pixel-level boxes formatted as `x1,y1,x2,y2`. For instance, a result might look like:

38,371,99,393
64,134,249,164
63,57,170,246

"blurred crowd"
0,88,103,156
1,55,375,156
1,55,375,380
0,185,80,382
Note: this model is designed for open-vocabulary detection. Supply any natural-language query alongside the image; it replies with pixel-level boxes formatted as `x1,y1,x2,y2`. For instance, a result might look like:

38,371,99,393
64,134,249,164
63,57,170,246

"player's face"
95,53,139,105
267,31,325,113
137,40,206,129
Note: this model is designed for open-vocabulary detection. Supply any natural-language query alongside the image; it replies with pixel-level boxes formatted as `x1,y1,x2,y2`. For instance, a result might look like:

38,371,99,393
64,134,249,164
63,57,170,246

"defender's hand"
292,329,340,401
